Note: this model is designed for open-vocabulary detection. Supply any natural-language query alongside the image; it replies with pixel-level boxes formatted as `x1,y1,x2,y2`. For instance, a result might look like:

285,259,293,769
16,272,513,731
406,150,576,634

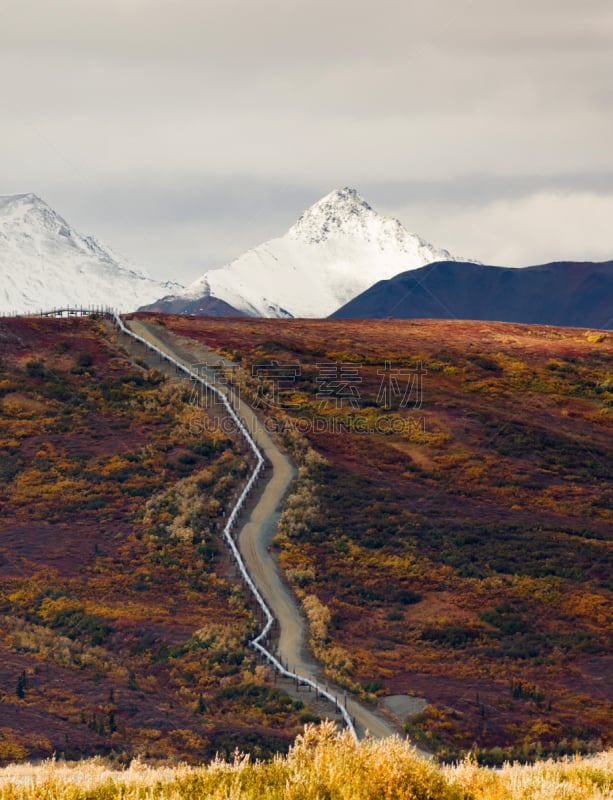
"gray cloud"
366,173,613,208
1,0,611,282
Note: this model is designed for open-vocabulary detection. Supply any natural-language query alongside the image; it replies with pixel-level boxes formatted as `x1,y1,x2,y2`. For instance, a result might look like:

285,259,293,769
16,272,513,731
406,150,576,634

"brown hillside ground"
0,316,312,765
150,314,613,764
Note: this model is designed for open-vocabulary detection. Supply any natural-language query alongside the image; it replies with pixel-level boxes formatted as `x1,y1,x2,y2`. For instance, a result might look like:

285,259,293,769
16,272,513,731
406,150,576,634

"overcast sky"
2,0,612,283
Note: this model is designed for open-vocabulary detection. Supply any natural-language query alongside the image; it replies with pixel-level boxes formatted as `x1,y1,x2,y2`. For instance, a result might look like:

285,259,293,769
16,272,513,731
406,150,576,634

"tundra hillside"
0,316,311,765
155,315,613,764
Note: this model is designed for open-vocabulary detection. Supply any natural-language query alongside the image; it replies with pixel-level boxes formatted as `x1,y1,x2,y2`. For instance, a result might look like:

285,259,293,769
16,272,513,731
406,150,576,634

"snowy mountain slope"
143,188,467,318
0,193,181,314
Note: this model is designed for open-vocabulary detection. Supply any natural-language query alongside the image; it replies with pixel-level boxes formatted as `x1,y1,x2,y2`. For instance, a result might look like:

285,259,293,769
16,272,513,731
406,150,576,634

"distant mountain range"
142,188,468,318
331,260,613,329
1,190,610,329
0,193,181,314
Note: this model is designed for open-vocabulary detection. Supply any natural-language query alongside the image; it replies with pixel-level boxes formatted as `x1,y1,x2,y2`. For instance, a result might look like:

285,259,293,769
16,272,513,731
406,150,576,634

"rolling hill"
154,313,613,762
332,259,613,329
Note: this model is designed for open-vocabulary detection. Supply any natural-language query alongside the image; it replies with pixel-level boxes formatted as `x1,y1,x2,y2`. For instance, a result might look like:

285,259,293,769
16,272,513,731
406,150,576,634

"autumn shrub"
76,352,94,368
1,724,612,800
25,359,45,378
466,354,500,372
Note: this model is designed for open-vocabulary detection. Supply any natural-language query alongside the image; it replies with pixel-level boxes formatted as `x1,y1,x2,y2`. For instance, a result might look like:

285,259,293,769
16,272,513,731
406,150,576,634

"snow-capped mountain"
143,188,466,318
0,193,182,314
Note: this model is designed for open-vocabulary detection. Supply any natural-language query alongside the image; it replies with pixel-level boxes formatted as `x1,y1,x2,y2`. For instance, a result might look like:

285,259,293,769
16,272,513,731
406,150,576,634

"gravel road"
125,319,406,741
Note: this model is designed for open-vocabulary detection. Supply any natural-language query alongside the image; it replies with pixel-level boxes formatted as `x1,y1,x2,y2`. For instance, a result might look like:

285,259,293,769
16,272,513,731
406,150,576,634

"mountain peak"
14,192,42,203
0,194,183,314
287,187,384,244
322,186,372,211
0,192,47,214
286,187,448,263
148,187,465,318
0,192,82,245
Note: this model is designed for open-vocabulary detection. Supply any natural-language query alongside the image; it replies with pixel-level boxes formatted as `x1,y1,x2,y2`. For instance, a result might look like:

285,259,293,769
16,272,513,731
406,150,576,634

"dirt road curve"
125,319,403,740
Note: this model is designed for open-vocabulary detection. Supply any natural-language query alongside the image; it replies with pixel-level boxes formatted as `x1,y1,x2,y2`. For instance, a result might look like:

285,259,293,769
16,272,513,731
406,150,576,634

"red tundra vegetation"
0,316,310,765
155,314,613,764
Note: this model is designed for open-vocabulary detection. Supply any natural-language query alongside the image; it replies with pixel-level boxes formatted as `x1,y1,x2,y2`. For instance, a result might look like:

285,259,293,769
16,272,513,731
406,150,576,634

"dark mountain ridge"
142,294,246,316
331,260,613,329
